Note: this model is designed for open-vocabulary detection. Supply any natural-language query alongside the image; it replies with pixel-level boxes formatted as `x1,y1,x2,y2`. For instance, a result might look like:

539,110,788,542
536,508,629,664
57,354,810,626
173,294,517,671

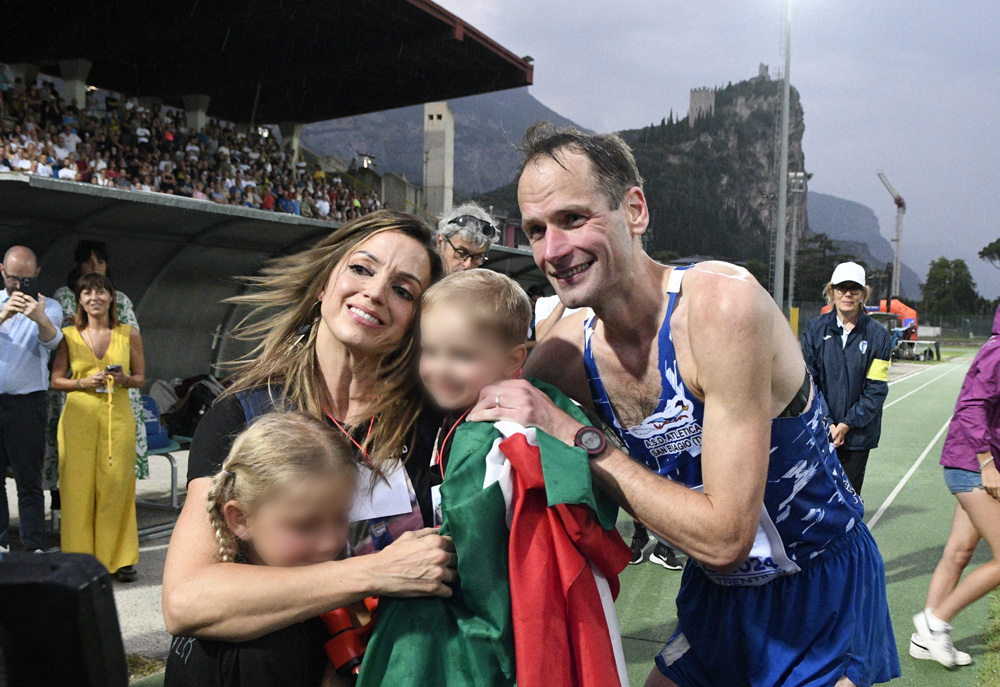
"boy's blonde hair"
206,411,359,563
421,270,532,346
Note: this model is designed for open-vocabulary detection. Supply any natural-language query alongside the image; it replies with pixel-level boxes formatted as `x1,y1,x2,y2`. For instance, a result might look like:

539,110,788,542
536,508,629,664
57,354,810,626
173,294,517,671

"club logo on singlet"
626,361,703,460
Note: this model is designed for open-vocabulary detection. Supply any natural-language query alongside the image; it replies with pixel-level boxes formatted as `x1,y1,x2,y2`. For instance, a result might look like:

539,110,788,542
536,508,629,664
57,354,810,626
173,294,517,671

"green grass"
979,592,1000,687
127,654,164,684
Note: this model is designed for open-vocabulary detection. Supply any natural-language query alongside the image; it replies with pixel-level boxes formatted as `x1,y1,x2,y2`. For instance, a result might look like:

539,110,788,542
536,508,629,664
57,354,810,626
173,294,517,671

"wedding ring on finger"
495,394,501,408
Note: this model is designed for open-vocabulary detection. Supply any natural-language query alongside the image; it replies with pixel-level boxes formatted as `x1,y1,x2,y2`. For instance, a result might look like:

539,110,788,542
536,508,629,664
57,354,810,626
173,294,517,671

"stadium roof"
0,174,544,380
3,0,534,123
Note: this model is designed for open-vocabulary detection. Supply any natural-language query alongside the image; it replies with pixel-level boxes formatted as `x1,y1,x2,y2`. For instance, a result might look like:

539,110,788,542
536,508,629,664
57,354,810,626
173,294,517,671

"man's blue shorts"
655,524,900,687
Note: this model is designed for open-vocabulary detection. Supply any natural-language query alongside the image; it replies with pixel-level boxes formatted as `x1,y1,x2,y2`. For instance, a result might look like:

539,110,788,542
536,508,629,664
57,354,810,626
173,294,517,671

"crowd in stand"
0,73,380,221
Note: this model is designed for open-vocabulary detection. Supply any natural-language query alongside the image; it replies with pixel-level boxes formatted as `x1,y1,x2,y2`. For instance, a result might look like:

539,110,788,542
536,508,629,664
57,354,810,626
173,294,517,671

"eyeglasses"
448,214,498,239
445,237,488,266
833,283,864,295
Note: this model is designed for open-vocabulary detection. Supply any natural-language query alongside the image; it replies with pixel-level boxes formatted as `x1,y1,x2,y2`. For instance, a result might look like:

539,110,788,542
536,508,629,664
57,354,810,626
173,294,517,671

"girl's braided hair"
205,411,359,562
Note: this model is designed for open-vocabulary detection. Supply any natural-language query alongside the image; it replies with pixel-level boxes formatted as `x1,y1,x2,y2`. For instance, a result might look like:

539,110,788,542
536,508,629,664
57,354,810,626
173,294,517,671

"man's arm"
842,328,891,430
474,277,773,571
522,310,593,409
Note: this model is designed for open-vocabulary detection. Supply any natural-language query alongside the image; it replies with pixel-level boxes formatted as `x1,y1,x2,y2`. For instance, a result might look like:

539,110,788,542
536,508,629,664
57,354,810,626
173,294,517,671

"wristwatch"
574,426,607,459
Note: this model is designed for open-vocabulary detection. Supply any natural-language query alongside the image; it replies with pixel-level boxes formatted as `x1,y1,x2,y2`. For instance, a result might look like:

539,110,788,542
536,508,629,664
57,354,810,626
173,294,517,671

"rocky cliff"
807,191,921,299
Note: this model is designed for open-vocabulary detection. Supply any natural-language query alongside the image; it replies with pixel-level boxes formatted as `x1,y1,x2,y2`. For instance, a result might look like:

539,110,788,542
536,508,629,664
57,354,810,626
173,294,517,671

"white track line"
867,417,951,530
883,365,959,410
888,364,933,386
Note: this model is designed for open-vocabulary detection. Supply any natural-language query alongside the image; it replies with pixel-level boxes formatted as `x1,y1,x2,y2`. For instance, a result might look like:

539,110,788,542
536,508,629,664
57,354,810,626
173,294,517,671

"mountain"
300,87,587,196
475,73,803,265
807,191,921,299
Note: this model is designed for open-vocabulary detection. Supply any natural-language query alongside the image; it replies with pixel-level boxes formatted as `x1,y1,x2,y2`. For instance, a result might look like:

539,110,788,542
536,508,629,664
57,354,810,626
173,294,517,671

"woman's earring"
292,300,322,347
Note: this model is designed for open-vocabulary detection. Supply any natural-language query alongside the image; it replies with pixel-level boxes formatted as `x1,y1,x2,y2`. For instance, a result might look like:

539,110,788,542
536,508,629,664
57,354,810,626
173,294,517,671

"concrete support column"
58,58,92,108
422,102,454,218
278,121,303,166
182,94,211,132
10,63,40,88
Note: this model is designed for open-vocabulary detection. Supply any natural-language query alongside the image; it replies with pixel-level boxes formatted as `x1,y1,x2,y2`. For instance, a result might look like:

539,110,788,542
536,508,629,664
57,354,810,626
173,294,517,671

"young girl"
164,412,358,687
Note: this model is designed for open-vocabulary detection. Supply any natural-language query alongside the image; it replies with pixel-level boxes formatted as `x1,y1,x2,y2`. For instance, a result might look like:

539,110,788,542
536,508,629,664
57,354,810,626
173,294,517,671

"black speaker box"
0,552,127,687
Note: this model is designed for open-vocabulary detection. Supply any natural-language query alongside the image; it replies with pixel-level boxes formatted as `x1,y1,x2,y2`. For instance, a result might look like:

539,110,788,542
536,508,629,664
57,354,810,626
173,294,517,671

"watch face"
578,428,604,451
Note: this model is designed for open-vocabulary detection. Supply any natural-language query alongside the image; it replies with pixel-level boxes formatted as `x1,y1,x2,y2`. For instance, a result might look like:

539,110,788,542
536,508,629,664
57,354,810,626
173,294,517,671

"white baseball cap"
830,262,866,287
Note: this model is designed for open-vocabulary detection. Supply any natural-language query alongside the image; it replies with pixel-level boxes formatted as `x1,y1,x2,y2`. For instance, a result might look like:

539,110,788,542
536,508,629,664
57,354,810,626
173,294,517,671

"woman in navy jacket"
801,262,893,494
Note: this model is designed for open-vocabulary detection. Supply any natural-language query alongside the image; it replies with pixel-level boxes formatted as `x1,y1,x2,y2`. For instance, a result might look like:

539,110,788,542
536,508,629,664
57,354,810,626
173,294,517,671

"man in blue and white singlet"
469,123,900,687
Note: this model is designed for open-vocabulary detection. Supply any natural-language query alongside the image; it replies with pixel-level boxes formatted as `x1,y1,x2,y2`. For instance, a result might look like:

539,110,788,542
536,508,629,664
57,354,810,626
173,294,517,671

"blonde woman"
163,210,457,641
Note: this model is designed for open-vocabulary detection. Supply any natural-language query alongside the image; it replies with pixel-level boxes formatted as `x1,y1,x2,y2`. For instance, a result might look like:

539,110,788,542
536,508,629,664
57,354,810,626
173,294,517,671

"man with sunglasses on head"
801,262,893,495
435,202,499,274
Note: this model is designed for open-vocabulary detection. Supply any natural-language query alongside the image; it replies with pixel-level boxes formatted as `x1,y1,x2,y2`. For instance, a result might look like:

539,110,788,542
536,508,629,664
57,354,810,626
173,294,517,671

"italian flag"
357,380,631,687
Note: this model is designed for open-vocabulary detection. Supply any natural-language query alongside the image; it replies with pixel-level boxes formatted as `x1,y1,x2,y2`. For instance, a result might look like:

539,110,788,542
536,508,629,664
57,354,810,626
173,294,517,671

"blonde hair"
421,270,532,346
206,412,359,563
823,282,873,309
220,210,444,474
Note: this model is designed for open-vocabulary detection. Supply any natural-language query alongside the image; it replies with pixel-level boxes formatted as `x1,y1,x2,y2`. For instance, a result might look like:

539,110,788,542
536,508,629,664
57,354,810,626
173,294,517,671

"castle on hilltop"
688,64,771,126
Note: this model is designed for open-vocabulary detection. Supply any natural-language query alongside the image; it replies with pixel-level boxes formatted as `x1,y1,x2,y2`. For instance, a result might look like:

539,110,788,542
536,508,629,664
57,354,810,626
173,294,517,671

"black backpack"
163,377,225,438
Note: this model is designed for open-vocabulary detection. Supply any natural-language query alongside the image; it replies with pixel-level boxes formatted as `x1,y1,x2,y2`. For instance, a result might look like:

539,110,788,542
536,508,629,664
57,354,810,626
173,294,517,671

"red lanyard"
324,411,375,460
437,408,472,480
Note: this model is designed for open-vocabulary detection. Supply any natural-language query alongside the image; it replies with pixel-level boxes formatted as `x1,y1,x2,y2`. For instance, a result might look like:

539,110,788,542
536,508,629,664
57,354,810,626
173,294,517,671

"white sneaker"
910,633,971,666
913,611,958,668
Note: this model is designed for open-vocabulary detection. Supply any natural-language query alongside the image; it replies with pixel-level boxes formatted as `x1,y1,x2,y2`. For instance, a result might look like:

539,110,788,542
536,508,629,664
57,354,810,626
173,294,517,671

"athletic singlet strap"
667,266,686,294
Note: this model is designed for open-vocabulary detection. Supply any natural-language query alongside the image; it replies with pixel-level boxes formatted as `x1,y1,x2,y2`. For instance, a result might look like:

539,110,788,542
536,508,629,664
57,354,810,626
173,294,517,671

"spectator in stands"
45,240,149,499
50,272,145,582
800,262,892,494
435,202,499,275
1,75,384,222
57,157,77,180
162,210,456,642
0,246,64,553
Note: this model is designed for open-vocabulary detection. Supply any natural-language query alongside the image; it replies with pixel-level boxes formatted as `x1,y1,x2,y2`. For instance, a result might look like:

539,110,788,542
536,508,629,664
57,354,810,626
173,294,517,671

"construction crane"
877,170,906,299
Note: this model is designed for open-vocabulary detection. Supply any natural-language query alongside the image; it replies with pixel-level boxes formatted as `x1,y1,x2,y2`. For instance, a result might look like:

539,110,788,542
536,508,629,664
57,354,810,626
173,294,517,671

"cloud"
440,0,1000,296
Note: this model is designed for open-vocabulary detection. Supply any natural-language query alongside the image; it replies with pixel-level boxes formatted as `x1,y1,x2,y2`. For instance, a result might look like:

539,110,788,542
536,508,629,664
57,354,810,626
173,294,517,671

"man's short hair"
421,269,531,346
516,121,644,211
436,202,499,250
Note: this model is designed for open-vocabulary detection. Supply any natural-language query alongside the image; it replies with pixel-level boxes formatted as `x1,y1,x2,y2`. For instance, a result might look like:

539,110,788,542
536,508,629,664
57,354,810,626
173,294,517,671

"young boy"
356,270,631,687
418,269,531,508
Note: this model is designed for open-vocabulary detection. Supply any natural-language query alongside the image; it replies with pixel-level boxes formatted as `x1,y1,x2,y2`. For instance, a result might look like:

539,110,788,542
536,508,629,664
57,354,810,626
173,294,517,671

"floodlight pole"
773,0,792,313
787,171,808,306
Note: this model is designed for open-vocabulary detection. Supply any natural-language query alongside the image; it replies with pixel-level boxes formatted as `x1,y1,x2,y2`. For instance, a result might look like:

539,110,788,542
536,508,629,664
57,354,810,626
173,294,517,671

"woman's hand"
830,423,850,448
109,371,130,387
366,528,457,597
980,453,999,501
79,371,110,390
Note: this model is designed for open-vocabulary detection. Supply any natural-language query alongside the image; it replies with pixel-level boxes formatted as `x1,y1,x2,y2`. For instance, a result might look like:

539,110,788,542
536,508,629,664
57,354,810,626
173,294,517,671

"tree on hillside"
793,233,856,302
979,238,1000,270
921,258,980,316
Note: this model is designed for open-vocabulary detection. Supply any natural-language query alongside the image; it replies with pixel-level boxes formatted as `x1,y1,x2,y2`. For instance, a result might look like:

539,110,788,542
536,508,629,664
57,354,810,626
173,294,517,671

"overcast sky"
439,0,1000,298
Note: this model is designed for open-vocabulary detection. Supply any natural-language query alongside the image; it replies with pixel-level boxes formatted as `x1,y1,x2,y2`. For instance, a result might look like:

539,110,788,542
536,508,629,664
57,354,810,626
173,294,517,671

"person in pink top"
912,302,1000,669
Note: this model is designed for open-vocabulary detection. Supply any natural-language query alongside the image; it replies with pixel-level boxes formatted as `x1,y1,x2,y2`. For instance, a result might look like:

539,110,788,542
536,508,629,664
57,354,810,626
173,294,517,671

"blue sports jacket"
800,310,892,451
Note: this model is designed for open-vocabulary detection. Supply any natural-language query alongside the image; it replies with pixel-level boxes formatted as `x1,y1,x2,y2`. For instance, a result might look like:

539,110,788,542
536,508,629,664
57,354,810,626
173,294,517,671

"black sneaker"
649,543,683,570
629,526,652,565
116,565,138,583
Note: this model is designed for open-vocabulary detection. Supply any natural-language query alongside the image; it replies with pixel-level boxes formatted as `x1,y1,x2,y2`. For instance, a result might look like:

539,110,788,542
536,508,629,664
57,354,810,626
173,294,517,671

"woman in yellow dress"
50,272,145,581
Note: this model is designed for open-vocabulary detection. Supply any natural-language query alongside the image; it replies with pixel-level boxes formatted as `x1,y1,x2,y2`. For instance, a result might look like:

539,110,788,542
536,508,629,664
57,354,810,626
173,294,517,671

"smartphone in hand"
105,365,123,373
14,276,38,297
